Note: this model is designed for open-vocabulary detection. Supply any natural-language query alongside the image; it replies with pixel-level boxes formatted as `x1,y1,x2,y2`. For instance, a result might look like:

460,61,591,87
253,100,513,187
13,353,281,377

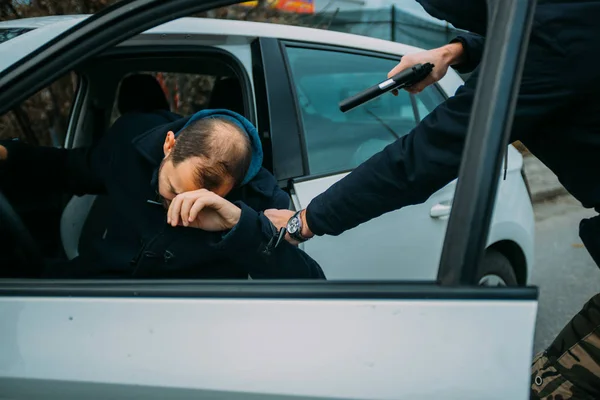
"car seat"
61,74,171,259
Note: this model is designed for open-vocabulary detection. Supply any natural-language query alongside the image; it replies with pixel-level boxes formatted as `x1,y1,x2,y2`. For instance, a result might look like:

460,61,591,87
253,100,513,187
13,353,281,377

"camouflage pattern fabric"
530,293,600,399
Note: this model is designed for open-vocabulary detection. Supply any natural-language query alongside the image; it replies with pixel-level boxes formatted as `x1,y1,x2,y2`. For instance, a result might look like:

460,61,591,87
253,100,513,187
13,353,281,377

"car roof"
0,15,88,29
0,15,464,95
145,17,425,55
0,15,424,68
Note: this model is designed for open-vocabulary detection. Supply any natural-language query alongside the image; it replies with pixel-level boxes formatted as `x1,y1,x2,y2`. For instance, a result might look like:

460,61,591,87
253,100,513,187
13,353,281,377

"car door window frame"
280,40,447,180
252,37,307,185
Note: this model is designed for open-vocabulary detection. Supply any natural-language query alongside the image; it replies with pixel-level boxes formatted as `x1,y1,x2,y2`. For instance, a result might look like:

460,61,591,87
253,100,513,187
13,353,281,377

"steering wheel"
0,189,43,275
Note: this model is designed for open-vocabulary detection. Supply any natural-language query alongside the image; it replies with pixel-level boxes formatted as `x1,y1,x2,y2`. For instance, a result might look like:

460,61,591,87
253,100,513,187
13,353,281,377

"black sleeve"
450,32,485,74
305,70,480,237
214,188,326,279
0,139,105,196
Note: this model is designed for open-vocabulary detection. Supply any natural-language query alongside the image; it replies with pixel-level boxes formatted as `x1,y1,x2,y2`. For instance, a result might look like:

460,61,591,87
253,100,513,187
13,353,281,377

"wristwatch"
286,210,310,243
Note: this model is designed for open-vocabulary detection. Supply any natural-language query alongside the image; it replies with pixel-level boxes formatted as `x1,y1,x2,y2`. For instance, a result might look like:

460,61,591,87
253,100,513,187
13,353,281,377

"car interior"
0,49,260,277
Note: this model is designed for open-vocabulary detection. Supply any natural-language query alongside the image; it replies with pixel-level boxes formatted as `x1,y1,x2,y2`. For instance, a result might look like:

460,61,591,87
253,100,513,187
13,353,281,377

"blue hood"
176,109,263,186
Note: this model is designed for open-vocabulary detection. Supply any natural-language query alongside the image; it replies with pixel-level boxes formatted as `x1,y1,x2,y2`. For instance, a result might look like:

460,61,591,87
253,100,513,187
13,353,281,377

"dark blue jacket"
1,111,325,279
306,1,600,239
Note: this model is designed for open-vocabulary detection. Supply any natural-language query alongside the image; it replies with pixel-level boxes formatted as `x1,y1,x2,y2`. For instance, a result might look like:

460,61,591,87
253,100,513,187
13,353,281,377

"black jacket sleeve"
305,70,480,237
450,32,485,74
215,189,326,279
0,139,105,195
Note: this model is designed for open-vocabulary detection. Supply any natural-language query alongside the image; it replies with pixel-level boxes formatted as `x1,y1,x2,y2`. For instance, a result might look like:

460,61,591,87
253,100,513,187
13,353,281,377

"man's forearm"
442,41,467,67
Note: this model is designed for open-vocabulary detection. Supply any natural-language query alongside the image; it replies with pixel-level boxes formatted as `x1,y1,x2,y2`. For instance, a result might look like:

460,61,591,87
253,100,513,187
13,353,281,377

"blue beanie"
176,109,263,186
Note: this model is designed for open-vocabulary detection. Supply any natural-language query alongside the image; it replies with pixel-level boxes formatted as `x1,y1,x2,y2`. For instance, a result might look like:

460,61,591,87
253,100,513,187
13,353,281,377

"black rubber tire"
477,249,518,286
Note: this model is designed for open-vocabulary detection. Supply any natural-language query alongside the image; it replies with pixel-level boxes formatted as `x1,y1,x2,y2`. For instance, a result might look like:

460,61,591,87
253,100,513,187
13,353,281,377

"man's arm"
262,73,478,239
166,188,326,279
303,69,481,237
0,140,105,195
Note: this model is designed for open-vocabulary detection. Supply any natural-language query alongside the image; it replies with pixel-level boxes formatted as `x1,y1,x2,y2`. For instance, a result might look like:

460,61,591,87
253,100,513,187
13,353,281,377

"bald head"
158,117,252,203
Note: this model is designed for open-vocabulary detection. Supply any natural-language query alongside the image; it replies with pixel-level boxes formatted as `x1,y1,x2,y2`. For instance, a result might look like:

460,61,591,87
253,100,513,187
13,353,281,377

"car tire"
477,249,518,287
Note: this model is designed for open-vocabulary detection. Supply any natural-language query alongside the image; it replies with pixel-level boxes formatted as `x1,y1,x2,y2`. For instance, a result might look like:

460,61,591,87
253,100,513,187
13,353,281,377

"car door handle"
430,202,452,218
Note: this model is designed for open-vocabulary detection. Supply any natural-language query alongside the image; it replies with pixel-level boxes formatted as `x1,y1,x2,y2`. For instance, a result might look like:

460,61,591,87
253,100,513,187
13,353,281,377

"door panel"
293,175,455,281
0,288,537,399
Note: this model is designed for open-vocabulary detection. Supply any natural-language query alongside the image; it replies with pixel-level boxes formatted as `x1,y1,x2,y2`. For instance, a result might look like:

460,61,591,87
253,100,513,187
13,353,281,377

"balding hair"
171,117,252,190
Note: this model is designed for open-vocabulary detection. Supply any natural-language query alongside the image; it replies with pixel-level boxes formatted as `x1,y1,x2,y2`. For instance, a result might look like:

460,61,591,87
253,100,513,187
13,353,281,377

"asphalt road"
532,194,600,353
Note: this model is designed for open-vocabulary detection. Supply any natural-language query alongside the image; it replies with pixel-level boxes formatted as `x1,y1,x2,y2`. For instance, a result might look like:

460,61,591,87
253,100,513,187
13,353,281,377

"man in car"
264,0,600,397
0,107,325,280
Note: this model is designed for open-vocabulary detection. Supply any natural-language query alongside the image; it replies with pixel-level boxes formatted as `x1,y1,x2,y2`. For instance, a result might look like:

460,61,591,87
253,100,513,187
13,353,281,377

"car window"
0,72,78,147
0,28,33,44
110,72,218,123
285,46,445,176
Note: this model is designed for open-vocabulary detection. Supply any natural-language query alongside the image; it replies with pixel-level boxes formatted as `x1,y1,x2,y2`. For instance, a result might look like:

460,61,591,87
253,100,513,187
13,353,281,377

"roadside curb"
522,155,568,204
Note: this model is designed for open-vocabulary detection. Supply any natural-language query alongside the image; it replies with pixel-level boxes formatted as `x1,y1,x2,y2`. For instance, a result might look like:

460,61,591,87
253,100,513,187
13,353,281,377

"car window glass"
110,72,218,123
0,72,78,147
0,28,33,44
285,46,445,176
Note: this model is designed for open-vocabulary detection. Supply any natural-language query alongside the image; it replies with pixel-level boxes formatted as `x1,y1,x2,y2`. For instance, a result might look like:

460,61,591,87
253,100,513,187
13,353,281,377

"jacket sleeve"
305,69,480,237
450,32,485,74
215,190,326,279
0,139,106,195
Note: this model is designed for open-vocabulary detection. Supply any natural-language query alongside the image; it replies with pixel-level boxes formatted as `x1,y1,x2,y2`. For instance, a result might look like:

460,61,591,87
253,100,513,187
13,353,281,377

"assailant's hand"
264,209,294,231
167,189,241,232
0,145,7,161
264,208,314,245
388,41,465,95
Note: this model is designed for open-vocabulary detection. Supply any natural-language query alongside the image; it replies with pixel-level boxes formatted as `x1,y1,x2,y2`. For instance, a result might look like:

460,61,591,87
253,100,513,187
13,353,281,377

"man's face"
157,131,233,208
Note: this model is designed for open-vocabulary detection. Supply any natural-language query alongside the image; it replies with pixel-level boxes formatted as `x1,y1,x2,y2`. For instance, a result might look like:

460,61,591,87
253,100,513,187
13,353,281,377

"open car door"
0,1,539,399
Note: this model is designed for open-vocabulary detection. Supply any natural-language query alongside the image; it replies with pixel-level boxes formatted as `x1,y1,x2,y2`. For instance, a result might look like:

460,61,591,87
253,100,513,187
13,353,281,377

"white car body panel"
0,296,537,400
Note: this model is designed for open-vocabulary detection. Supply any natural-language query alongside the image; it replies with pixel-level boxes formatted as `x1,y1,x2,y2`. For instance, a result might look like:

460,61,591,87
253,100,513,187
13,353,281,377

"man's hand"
264,208,314,244
389,42,465,95
167,189,241,232
0,145,7,161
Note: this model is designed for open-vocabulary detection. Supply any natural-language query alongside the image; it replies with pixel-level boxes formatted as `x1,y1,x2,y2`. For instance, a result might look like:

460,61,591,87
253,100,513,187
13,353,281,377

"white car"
0,2,538,399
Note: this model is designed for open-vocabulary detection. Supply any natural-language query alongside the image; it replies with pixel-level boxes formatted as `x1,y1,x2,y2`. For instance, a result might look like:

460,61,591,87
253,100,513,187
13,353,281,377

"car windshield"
0,16,88,74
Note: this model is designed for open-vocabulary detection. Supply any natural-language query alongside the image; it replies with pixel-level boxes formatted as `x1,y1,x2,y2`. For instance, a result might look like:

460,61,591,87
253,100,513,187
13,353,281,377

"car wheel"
477,249,518,287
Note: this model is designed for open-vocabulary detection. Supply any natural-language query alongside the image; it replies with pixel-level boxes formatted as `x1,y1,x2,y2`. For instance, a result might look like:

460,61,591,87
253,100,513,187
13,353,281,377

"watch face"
287,217,300,234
